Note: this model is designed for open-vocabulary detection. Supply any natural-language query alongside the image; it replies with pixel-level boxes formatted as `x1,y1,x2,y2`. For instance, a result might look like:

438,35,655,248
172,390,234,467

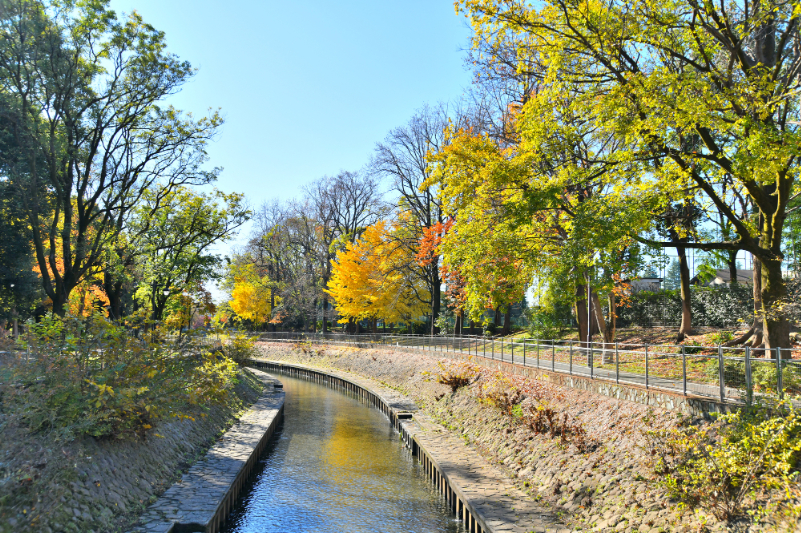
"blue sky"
109,0,474,252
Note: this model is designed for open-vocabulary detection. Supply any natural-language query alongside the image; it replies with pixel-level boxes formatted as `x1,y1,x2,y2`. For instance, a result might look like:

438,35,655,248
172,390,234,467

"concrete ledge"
129,369,284,533
250,359,569,533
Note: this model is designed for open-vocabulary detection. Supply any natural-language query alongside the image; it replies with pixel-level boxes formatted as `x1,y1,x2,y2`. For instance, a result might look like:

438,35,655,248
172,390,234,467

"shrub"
477,372,594,452
525,309,564,340
430,359,479,393
225,331,257,364
704,358,801,396
643,400,801,522
4,315,238,440
617,285,753,328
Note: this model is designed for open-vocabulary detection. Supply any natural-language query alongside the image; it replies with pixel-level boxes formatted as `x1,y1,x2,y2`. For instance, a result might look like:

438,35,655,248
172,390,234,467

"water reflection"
221,374,466,533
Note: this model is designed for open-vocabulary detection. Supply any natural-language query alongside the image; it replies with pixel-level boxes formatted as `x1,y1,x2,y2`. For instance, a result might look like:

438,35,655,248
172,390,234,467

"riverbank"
0,369,265,533
255,341,797,532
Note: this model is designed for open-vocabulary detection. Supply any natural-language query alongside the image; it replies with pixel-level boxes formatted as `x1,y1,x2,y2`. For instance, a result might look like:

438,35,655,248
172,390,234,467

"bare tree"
370,105,454,334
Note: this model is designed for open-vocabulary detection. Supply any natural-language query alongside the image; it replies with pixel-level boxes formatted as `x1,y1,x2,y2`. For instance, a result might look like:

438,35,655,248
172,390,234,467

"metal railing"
256,331,801,404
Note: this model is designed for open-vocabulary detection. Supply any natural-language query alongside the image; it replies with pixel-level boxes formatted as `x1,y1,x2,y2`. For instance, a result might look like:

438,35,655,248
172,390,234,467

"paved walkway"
129,369,284,533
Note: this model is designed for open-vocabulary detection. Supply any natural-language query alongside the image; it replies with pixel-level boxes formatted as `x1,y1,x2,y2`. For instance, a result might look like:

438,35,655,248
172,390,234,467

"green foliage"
525,307,566,339
3,315,238,440
643,401,801,522
705,359,801,397
224,331,257,365
617,286,754,328
708,331,734,345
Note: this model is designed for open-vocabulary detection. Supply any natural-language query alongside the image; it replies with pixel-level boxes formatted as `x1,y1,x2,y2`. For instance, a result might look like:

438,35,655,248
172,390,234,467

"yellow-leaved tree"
326,220,429,330
229,264,275,325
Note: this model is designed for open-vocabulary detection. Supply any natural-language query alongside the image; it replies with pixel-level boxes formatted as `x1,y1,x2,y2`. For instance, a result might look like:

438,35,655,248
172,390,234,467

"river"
220,373,466,533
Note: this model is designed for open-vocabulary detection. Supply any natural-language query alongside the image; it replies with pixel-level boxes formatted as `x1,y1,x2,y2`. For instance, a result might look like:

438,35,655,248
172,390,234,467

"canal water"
220,373,466,533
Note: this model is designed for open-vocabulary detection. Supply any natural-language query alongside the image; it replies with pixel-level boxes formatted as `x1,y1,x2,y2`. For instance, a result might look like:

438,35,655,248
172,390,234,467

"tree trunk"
676,244,693,342
430,259,442,335
728,253,738,285
455,310,463,337
103,270,124,321
607,292,617,342
322,295,329,333
761,255,790,355
502,306,512,336
576,284,589,344
493,305,502,329
591,292,612,344
757,185,791,350
270,288,276,332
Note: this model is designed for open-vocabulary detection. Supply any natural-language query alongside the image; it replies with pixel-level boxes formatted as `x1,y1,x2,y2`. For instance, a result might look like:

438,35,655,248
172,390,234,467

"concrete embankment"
255,341,738,533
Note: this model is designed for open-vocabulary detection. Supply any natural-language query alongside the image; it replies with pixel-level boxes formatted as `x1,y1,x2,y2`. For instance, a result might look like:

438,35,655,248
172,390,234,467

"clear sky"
108,0,474,252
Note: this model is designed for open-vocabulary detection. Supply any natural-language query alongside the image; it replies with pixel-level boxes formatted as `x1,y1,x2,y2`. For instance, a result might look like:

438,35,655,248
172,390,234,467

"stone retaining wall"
128,369,284,533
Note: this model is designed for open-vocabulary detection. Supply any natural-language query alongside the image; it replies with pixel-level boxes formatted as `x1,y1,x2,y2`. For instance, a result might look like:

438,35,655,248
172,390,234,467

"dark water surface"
220,374,466,533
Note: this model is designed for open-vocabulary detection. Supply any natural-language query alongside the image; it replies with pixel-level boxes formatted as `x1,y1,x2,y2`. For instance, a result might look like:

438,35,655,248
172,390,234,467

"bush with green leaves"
704,358,801,397
3,315,238,440
525,307,566,339
618,285,753,328
643,400,801,523
224,331,257,364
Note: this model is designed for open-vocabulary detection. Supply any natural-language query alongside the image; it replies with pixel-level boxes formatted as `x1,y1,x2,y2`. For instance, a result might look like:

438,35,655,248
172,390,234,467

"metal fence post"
511,341,514,365
682,345,687,396
589,339,594,379
523,341,526,366
569,342,573,375
536,339,540,368
718,345,725,402
615,341,619,384
745,346,752,405
645,344,649,390
552,342,555,372
501,339,504,362
492,339,494,360
777,347,784,399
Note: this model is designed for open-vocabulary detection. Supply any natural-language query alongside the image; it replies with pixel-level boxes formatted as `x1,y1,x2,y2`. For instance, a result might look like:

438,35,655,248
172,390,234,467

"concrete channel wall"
129,369,284,533
249,359,560,533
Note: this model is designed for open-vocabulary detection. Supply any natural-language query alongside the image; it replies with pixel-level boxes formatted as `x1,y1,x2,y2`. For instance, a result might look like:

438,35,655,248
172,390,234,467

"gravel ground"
256,341,799,533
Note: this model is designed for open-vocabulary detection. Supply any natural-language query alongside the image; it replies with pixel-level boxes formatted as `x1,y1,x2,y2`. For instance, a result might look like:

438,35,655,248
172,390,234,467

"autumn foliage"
327,221,429,325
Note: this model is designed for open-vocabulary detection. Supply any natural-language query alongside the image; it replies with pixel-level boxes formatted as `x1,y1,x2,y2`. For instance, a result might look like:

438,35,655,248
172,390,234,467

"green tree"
0,0,221,315
459,0,801,350
130,187,249,323
664,259,682,291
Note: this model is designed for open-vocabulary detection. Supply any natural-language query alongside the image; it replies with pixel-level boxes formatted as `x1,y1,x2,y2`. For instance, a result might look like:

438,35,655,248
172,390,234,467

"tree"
129,187,248,323
371,105,459,334
0,0,221,315
664,260,682,291
228,263,274,325
327,221,430,329
304,171,385,331
458,0,801,350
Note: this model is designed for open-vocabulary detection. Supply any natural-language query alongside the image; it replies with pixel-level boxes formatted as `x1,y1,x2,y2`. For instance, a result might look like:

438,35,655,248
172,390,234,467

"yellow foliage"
229,264,273,324
326,221,429,324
